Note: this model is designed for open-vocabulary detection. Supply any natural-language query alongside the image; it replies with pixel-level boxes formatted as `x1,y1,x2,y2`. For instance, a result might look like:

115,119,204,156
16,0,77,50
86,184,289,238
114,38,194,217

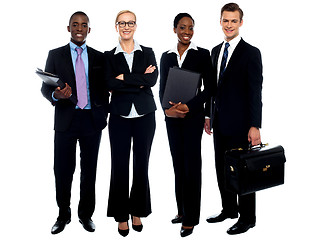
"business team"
41,2,263,237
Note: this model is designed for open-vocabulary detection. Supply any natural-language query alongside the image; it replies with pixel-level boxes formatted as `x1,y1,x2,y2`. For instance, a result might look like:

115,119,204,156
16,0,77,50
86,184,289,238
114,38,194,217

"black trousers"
213,126,256,224
165,113,204,226
107,113,155,222
54,110,102,221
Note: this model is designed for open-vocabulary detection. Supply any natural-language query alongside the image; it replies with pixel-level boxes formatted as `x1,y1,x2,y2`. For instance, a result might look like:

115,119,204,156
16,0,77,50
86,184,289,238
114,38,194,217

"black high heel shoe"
171,215,183,224
180,226,194,237
131,216,143,232
118,222,129,237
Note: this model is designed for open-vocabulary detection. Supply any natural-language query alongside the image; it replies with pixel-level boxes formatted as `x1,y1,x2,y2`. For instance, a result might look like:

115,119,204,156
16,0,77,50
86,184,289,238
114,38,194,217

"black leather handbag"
225,144,286,195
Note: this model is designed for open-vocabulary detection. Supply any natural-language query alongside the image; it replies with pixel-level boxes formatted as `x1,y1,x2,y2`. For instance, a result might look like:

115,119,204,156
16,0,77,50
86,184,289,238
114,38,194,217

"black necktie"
219,42,230,82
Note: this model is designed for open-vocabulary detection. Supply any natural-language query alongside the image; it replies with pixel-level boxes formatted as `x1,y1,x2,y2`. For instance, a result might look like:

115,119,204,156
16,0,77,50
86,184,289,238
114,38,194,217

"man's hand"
248,127,261,146
53,83,72,99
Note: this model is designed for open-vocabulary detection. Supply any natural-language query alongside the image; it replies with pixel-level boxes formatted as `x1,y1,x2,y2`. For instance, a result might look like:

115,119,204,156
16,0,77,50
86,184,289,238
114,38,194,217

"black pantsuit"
165,113,204,226
107,113,155,222
104,44,158,222
160,47,216,226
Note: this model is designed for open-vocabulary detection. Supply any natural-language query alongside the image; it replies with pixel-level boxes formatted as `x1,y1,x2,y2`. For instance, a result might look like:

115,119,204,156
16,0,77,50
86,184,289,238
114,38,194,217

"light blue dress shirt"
52,42,91,109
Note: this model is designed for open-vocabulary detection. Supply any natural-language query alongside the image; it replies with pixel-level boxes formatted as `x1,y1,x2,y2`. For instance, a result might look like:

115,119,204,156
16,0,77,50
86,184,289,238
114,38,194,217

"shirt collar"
69,41,87,52
115,40,142,55
167,41,198,55
223,35,241,48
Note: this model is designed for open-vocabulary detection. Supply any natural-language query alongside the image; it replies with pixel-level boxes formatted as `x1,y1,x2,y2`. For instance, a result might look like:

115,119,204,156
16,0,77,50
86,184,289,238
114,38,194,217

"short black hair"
173,13,194,28
69,11,90,25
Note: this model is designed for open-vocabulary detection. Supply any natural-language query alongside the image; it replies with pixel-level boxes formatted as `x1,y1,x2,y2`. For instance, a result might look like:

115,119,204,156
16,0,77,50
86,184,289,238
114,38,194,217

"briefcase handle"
248,143,269,150
230,143,269,151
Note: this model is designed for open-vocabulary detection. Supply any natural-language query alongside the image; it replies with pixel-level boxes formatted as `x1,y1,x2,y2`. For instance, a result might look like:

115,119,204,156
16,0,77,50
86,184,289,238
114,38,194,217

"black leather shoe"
51,219,71,234
180,226,194,237
79,219,95,232
118,222,129,237
171,215,183,224
131,216,143,232
206,212,238,223
227,221,255,235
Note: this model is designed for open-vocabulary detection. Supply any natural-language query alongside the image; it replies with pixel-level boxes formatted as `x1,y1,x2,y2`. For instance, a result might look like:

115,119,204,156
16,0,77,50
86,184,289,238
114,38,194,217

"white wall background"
1,0,319,239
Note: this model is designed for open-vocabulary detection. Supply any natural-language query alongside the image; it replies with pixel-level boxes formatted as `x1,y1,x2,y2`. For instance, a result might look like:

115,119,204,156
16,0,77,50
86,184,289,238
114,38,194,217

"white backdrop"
1,0,319,239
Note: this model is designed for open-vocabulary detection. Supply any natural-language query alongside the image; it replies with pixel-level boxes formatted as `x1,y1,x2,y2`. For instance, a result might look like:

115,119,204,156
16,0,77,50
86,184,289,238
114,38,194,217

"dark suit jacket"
41,44,109,132
159,47,216,115
104,45,158,116
207,38,263,136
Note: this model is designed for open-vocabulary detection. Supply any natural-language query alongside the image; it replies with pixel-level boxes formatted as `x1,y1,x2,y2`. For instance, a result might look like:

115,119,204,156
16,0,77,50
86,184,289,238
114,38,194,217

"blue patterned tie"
219,42,230,82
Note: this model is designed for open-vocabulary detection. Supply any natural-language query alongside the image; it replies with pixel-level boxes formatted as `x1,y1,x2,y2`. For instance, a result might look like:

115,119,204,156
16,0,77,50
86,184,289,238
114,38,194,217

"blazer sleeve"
41,50,57,105
247,47,263,128
123,47,158,88
159,52,170,110
186,49,216,114
204,46,220,118
104,51,140,93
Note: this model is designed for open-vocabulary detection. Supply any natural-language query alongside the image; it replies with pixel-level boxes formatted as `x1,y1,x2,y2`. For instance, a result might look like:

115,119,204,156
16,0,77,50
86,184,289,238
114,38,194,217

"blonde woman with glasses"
104,10,158,237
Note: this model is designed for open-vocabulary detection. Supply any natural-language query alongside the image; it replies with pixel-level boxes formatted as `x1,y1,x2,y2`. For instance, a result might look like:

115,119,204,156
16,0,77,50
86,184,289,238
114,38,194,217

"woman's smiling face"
116,12,137,41
174,17,194,46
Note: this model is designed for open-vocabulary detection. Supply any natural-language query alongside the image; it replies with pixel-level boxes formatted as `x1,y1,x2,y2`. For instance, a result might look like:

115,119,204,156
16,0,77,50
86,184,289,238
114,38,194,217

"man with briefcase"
204,3,263,235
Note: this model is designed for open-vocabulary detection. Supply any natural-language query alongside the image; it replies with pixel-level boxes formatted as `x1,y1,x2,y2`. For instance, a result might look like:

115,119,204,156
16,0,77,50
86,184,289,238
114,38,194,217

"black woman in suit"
41,11,108,234
104,10,158,237
205,3,263,235
159,13,216,237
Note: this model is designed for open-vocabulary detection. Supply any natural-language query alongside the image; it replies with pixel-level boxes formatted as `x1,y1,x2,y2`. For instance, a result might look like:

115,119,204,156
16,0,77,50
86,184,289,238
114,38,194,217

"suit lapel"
132,49,142,72
115,51,131,73
168,52,179,67
181,49,195,69
61,44,77,94
87,46,95,95
223,39,245,75
62,44,75,78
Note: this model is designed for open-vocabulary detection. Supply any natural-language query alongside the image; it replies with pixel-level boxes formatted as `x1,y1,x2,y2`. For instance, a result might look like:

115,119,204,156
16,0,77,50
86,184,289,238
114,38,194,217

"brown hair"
221,3,244,21
115,10,137,24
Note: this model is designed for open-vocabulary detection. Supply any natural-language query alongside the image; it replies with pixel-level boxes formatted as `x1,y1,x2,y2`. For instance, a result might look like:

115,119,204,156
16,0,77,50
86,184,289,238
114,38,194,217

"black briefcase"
225,144,286,195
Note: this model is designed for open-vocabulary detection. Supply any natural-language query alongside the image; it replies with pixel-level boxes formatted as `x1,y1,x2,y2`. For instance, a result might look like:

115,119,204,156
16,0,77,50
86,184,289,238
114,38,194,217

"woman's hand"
165,102,189,118
204,118,212,135
116,74,124,81
116,65,156,88
144,65,156,74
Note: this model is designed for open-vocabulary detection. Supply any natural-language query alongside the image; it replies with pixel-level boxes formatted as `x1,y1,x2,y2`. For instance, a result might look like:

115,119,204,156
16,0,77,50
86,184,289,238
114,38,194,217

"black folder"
36,68,66,88
36,68,77,104
161,67,201,109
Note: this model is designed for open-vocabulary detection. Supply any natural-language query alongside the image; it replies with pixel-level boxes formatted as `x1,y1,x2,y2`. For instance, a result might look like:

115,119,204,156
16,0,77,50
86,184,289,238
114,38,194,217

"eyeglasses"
116,21,136,28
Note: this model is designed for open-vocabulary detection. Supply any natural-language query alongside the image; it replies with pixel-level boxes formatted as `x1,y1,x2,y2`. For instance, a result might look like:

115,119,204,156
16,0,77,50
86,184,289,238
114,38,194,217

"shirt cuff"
52,92,59,102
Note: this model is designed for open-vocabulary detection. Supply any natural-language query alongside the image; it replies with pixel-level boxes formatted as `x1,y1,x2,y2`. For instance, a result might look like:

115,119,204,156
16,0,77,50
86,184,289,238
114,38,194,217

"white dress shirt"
168,42,198,67
217,35,241,82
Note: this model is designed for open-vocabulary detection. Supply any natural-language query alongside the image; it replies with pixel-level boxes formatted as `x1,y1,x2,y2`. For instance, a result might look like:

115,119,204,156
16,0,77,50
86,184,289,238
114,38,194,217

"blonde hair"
115,10,137,24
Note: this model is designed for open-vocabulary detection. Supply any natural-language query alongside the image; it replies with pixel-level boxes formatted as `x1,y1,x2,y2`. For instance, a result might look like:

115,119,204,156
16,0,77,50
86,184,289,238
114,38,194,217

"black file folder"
161,67,201,109
36,68,77,104
36,68,66,88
